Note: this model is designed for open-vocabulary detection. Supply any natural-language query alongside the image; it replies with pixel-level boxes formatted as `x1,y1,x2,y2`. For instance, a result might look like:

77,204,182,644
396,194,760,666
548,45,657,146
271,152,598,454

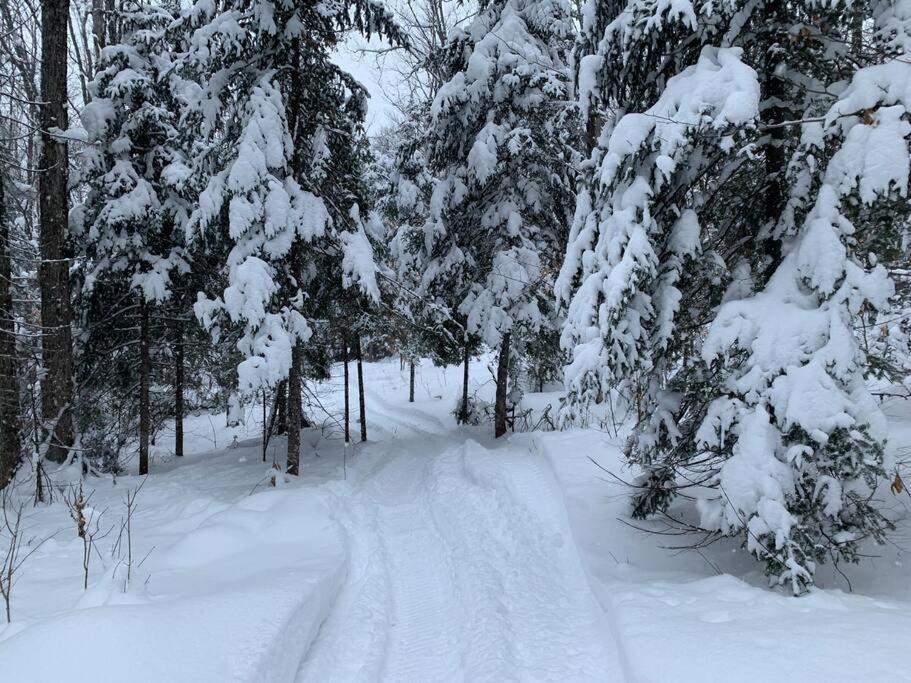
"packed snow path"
297,401,622,682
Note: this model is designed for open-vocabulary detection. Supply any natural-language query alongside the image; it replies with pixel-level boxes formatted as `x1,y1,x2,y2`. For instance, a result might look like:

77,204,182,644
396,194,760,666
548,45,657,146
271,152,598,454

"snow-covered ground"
0,357,910,682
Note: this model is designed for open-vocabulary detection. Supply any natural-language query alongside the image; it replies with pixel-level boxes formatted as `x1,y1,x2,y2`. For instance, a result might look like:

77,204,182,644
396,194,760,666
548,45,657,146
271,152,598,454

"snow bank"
536,428,911,682
0,489,346,683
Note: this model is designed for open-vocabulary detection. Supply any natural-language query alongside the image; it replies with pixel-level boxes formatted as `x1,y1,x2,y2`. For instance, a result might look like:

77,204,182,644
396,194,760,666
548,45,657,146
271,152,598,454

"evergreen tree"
560,0,911,591
77,4,191,473
425,0,577,435
381,105,471,402
179,0,402,472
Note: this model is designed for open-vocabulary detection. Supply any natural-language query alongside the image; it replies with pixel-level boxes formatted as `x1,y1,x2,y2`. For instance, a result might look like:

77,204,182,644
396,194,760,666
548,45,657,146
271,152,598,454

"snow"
1,356,910,680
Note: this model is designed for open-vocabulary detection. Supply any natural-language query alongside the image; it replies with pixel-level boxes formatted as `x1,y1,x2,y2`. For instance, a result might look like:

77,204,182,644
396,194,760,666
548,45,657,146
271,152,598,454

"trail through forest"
298,384,622,682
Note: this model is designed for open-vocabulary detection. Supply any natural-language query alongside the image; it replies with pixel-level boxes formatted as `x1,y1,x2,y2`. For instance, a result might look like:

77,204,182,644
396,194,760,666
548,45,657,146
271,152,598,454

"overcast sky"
332,35,401,136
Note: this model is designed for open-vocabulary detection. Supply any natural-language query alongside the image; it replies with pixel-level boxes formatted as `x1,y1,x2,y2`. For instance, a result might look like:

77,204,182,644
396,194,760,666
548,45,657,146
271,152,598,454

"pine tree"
561,0,911,591
77,4,190,474
425,0,577,435
374,106,468,412
180,0,402,472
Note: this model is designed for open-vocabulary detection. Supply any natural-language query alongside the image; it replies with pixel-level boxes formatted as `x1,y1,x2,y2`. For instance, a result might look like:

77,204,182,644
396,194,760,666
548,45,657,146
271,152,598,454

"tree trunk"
851,3,864,56
174,320,184,458
286,342,302,475
343,337,350,444
759,0,788,282
356,334,366,442
0,175,21,488
138,297,150,475
409,360,415,403
460,341,470,423
275,380,287,435
494,333,511,438
39,0,74,464
91,0,105,57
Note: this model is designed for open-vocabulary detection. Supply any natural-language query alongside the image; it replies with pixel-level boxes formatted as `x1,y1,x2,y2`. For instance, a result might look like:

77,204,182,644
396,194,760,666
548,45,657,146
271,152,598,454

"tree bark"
91,0,105,57
356,334,366,442
286,342,302,475
759,0,789,282
851,3,864,56
174,319,184,457
39,0,74,463
138,297,150,475
459,341,470,423
409,360,415,403
494,333,511,438
0,175,21,488
343,337,350,444
274,380,287,435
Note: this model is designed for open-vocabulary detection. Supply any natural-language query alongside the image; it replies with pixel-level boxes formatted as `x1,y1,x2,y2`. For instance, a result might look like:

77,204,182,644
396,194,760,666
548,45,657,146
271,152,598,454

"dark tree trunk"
409,360,415,403
262,385,279,463
851,3,863,55
138,297,150,475
459,342,470,423
494,333,511,438
39,0,74,463
343,337,350,444
0,176,21,488
759,0,789,282
91,0,105,56
262,387,268,462
174,320,184,457
275,380,287,435
286,342,303,475
584,109,601,156
356,334,366,442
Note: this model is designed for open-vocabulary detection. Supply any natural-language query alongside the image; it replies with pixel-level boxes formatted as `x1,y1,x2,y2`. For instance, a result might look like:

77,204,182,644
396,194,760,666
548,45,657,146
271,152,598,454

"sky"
332,35,402,136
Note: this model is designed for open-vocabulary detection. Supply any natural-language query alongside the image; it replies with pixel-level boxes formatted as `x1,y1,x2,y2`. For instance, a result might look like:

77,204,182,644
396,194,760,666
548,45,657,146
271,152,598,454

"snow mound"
0,489,346,683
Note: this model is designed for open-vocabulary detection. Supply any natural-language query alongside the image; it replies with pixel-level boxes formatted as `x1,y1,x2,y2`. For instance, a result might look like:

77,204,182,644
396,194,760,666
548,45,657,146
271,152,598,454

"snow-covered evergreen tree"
426,0,578,434
78,5,190,306
175,0,402,470
181,0,399,383
383,106,465,362
77,4,192,472
560,0,911,590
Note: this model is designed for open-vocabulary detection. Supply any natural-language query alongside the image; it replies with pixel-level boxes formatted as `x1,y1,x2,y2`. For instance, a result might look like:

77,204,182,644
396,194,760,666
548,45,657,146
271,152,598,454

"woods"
0,0,910,600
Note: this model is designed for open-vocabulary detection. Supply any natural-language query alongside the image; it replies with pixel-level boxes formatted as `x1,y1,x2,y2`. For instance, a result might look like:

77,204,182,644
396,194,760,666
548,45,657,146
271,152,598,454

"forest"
1,0,911,678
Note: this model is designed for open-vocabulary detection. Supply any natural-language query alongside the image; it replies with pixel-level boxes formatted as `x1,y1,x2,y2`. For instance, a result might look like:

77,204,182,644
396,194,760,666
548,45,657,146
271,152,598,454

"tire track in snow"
362,384,450,437
372,455,463,682
297,437,623,682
